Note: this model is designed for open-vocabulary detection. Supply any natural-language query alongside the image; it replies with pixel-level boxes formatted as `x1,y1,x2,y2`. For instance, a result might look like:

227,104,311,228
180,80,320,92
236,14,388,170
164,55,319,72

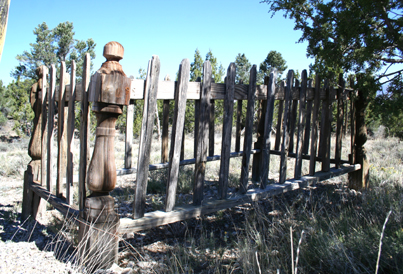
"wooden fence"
22,43,363,237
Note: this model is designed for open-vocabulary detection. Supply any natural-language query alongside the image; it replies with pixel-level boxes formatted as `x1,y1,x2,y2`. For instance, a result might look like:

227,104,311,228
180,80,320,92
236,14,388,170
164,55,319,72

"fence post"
348,75,369,189
79,42,131,271
22,67,45,220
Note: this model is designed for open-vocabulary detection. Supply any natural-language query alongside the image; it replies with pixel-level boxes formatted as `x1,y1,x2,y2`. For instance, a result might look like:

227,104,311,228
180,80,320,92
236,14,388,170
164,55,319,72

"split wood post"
79,53,91,215
193,61,212,205
349,78,356,165
194,77,202,158
125,100,134,169
240,65,257,193
66,61,77,205
235,80,243,152
274,81,285,151
165,59,190,211
335,74,345,168
348,75,369,189
47,65,56,192
218,63,235,199
41,66,48,197
133,56,160,218
209,80,215,157
253,71,277,187
288,79,299,153
295,70,307,179
279,70,294,184
57,62,69,198
309,75,321,175
303,79,313,154
161,75,171,163
79,42,131,270
22,67,45,220
321,80,331,172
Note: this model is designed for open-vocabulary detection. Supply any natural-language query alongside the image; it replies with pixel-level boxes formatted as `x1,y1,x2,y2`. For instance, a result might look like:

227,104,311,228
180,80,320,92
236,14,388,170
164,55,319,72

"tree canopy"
12,21,96,80
259,50,287,79
262,0,403,83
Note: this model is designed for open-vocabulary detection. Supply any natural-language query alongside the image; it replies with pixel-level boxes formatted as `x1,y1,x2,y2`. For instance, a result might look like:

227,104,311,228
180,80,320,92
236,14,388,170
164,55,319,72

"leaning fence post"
79,41,131,271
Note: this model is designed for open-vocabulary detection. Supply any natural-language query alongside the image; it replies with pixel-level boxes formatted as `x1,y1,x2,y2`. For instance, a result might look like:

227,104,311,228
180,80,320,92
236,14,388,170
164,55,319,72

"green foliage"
6,79,35,135
368,75,403,138
259,50,287,81
235,53,252,84
12,21,96,81
0,80,9,127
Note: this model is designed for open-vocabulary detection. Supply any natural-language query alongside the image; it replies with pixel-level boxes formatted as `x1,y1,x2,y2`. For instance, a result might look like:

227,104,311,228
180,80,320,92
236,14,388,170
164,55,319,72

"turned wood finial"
98,41,126,76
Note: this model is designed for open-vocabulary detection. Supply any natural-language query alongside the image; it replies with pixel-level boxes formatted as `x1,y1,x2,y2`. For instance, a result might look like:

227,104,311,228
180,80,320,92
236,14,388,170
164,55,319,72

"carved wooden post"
22,67,45,220
79,41,131,271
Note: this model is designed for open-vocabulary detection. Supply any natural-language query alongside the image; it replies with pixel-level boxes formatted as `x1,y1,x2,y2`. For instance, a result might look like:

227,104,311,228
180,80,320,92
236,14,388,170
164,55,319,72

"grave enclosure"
21,42,367,269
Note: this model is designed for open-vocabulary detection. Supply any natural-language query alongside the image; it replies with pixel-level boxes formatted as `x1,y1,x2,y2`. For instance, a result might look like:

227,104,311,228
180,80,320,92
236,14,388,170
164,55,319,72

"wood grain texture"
274,81,285,151
133,56,161,218
209,99,215,157
279,70,294,184
335,74,345,168
161,99,170,163
258,71,277,187
288,80,299,153
46,65,56,192
57,62,68,198
79,54,91,214
66,61,76,204
295,70,307,179
218,63,236,199
303,80,314,154
240,65,257,193
125,102,134,169
235,99,243,152
165,59,190,212
193,61,212,205
321,82,331,172
309,75,321,175
41,66,48,187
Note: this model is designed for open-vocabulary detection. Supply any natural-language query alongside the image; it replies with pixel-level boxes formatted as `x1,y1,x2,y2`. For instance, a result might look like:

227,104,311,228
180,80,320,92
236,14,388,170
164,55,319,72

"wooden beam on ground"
119,164,361,234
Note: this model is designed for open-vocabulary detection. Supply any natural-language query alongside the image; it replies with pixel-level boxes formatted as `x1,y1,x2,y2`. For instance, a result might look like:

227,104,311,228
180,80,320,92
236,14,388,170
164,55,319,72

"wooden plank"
321,82,331,172
274,81,285,150
295,70,307,179
258,71,277,187
235,99,243,152
41,66,48,187
279,70,294,184
335,75,345,168
288,80,299,153
79,53,91,215
209,99,215,157
46,65,56,192
193,61,212,206
161,99,170,163
124,101,134,169
240,65,257,193
165,59,190,212
194,100,200,158
309,75,321,175
119,163,361,234
133,56,161,218
57,62,67,197
66,61,76,205
218,63,236,199
29,181,79,220
350,79,356,164
303,79,313,154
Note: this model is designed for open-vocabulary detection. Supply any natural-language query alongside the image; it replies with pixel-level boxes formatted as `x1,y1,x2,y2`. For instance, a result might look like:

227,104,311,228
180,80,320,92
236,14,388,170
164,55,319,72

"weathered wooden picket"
22,41,364,268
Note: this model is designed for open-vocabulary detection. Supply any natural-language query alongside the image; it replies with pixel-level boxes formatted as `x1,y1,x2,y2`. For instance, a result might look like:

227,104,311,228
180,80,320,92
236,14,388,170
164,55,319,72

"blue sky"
0,0,314,85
